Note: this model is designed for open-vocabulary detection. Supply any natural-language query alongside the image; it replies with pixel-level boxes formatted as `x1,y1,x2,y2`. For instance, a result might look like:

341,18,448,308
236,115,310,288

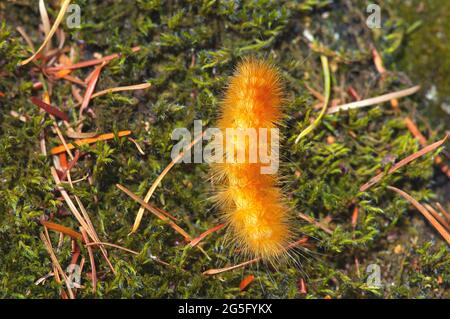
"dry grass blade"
20,0,71,66
189,223,226,247
327,86,420,114
87,83,151,101
116,184,192,241
80,227,97,293
39,0,51,53
128,137,146,155
40,232,75,299
388,186,450,245
360,136,447,192
51,168,115,274
132,132,205,234
85,242,138,255
16,26,35,51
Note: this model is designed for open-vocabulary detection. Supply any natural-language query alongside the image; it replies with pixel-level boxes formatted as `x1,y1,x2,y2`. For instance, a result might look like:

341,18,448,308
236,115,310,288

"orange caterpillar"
212,58,292,262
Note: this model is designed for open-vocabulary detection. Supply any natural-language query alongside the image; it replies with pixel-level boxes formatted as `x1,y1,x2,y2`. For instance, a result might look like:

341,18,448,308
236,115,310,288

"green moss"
0,0,448,298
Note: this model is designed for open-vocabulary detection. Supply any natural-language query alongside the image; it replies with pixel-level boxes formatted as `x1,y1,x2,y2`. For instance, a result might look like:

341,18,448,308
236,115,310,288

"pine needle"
50,130,132,155
20,0,71,66
327,86,420,114
360,136,447,192
131,131,205,234
388,186,450,245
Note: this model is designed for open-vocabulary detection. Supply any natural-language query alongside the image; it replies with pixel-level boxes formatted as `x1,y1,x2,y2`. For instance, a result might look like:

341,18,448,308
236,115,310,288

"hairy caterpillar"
212,58,292,262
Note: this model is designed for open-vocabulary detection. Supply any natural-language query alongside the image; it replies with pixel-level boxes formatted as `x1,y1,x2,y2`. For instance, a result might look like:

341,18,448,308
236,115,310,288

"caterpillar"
212,58,292,263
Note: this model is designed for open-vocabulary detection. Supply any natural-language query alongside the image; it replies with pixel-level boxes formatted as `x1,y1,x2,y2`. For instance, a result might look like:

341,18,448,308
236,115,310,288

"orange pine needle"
50,130,132,155
41,221,83,241
239,275,255,291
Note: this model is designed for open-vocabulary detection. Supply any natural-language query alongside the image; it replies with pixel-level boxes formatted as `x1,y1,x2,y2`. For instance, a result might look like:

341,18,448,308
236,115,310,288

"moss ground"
0,0,448,298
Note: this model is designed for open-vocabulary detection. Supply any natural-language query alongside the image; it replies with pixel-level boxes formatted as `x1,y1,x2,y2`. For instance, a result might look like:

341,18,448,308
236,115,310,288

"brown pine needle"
116,184,191,240
41,221,83,241
20,0,71,66
203,237,309,275
360,136,447,192
79,62,105,116
203,258,259,275
404,117,450,179
30,97,69,122
80,227,97,294
388,186,450,245
424,204,450,232
50,130,132,155
132,131,205,234
45,47,141,72
189,223,226,247
327,86,420,114
51,168,115,275
40,232,75,299
298,212,333,235
436,202,450,224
